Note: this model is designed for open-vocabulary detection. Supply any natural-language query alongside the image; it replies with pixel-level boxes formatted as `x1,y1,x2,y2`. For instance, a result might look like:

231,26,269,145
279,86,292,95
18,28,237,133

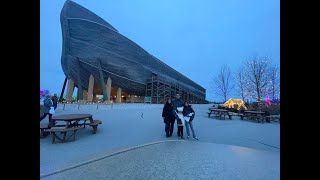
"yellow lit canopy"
223,98,247,110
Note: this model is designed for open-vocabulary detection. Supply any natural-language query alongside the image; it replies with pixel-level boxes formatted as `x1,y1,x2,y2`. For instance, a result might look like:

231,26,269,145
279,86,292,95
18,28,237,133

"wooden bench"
207,110,218,118
270,115,280,122
208,111,218,118
77,118,96,128
216,112,227,119
88,120,102,134
239,114,265,123
44,126,82,143
247,114,265,123
40,123,50,137
69,119,102,134
255,115,265,123
227,112,234,120
208,111,228,120
265,116,272,122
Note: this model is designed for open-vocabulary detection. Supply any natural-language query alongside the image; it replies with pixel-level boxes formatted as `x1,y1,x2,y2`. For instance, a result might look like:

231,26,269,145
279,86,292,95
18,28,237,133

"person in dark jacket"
171,93,184,136
183,101,198,140
52,94,58,110
40,95,54,125
162,98,175,137
172,93,184,112
40,93,46,116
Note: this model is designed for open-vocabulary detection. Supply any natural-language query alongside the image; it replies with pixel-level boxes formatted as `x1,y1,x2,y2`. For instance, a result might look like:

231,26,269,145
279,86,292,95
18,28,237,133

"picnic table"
207,108,231,120
239,111,265,123
43,114,102,143
51,114,94,128
269,115,280,122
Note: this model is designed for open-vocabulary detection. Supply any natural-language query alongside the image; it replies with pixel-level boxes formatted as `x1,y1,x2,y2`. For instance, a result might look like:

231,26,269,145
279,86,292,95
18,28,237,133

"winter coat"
162,102,175,123
175,112,184,126
40,97,45,106
52,96,58,106
172,98,184,116
41,98,53,114
183,105,195,121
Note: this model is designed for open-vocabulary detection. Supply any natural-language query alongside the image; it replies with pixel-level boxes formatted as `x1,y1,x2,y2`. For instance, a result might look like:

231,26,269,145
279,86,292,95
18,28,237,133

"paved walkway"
41,141,279,180
40,104,280,179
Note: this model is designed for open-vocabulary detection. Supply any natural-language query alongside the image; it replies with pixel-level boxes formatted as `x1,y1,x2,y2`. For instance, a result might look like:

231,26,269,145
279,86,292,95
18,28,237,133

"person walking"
40,94,54,126
52,94,58,110
162,98,175,137
40,92,46,116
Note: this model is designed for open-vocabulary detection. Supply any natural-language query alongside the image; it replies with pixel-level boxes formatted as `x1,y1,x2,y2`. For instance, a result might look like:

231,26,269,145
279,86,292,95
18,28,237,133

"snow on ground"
40,103,280,176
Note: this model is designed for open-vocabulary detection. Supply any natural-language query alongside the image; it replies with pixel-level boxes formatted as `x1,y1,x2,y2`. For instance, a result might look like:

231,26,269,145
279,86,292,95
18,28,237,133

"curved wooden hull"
60,0,205,99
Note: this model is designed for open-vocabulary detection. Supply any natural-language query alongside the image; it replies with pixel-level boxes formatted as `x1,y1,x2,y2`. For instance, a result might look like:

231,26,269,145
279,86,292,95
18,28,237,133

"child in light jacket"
175,106,185,139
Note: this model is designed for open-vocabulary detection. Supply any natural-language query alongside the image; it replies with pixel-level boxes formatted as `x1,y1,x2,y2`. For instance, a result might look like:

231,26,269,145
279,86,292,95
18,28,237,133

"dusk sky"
40,0,279,102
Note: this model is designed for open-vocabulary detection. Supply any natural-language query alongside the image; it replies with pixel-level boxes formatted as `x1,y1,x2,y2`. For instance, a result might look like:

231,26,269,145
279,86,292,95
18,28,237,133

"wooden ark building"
60,0,206,103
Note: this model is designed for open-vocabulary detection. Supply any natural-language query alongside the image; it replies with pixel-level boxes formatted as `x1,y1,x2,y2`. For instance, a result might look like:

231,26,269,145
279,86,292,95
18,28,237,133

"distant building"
60,0,206,103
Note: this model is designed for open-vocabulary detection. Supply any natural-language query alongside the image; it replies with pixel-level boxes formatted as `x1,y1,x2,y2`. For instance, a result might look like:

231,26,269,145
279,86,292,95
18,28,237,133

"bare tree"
213,65,234,102
268,64,280,100
235,66,249,101
242,56,269,102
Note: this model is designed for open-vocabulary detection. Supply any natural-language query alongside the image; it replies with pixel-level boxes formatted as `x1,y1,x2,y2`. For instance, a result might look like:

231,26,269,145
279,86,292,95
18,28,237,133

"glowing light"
265,89,271,107
223,98,247,110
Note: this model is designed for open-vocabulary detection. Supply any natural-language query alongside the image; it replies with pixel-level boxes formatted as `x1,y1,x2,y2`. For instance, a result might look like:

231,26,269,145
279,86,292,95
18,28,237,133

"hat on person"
177,107,184,112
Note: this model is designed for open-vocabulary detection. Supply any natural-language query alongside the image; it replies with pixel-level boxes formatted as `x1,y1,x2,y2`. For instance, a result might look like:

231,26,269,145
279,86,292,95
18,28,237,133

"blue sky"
40,0,279,102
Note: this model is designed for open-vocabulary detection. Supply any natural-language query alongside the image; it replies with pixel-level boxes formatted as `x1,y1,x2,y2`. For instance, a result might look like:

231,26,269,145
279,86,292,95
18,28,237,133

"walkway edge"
40,140,182,179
